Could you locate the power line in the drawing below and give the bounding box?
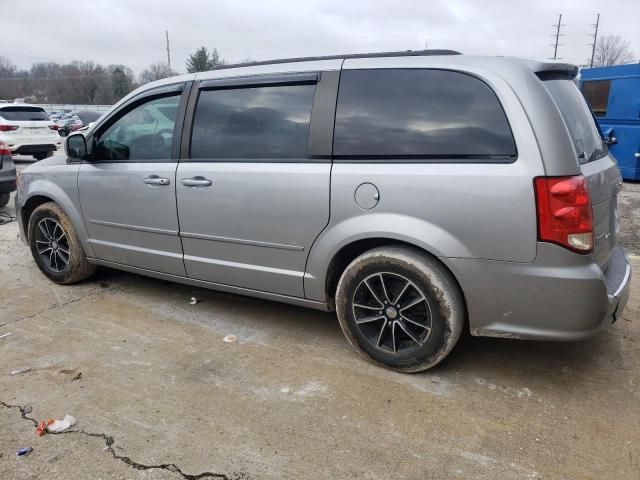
[550,13,565,60]
[589,13,600,68]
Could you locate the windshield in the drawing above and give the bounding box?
[543,79,606,164]
[0,106,50,121]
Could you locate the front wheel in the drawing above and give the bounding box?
[28,202,96,284]
[335,246,465,373]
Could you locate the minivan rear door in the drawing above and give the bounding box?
[543,79,622,267]
[176,70,339,297]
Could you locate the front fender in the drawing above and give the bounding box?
[304,213,471,302]
[19,173,95,258]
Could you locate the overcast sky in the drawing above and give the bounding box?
[3,0,639,74]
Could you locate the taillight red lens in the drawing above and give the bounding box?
[49,125,59,131]
[534,175,594,253]
[0,125,19,132]
[0,143,11,155]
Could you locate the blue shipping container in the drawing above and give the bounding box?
[581,64,640,180]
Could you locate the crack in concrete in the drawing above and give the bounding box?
[1,400,244,480]
[0,292,94,328]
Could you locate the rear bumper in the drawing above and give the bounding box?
[448,243,631,341]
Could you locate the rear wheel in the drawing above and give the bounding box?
[28,202,95,284]
[0,193,9,208]
[335,246,465,372]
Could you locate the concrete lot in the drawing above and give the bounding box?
[1,160,639,479]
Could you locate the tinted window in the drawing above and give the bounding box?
[94,95,180,161]
[334,69,516,160]
[581,80,611,117]
[0,107,49,121]
[544,80,606,164]
[190,84,316,159]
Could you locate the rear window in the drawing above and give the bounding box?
[0,106,50,121]
[544,80,606,164]
[333,69,517,161]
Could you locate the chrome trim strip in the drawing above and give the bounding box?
[89,219,178,236]
[87,258,330,312]
[180,231,304,251]
[87,239,184,259]
[613,262,631,298]
[183,254,302,277]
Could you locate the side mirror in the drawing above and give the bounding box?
[603,128,617,146]
[65,133,87,159]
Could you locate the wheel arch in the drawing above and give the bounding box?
[20,186,94,258]
[308,234,466,317]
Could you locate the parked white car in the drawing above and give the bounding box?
[0,104,62,160]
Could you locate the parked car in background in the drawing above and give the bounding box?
[15,51,631,372]
[0,104,61,160]
[0,143,16,207]
[57,114,83,137]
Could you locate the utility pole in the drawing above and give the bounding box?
[165,30,171,71]
[550,14,564,60]
[589,13,600,68]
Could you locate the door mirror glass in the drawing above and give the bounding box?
[65,133,87,159]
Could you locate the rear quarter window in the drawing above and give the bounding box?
[333,69,517,161]
[0,107,50,121]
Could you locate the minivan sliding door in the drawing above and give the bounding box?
[176,71,338,297]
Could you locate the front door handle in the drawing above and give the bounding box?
[143,175,170,186]
[181,176,212,188]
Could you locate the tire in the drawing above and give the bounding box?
[0,192,9,208]
[28,202,96,284]
[335,246,465,373]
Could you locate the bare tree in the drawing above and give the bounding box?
[138,63,177,85]
[591,35,635,67]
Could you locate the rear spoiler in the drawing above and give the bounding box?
[534,63,579,81]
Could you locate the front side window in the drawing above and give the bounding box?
[581,80,611,117]
[94,94,180,161]
[333,69,517,160]
[190,83,316,160]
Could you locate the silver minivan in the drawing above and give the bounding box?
[15,50,631,372]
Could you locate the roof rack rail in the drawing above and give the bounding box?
[208,49,462,72]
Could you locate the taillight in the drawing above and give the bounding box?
[49,125,59,131]
[534,175,593,254]
[0,125,19,132]
[0,143,11,155]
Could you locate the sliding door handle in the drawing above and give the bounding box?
[143,175,170,186]
[181,176,212,187]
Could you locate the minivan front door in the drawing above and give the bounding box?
[176,72,338,297]
[78,85,188,276]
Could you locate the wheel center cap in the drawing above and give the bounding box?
[51,240,58,249]
[385,306,398,319]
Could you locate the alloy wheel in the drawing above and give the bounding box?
[35,218,70,273]
[352,272,433,354]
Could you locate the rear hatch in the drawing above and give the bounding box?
[543,79,622,268]
[0,106,54,141]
